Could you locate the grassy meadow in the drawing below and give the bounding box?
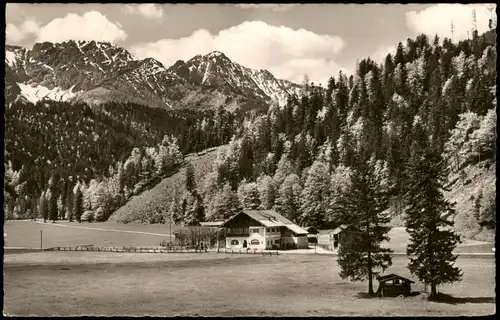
[3,252,495,316]
[3,220,495,316]
[4,220,179,248]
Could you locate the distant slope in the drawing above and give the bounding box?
[382,227,493,253]
[389,160,496,241]
[444,159,496,242]
[109,145,226,223]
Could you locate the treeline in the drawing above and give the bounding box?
[4,100,238,221]
[165,30,496,236]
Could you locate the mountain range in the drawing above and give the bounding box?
[5,40,301,112]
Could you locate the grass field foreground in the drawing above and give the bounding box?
[3,253,495,316]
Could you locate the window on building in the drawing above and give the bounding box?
[250,239,260,245]
[230,239,239,245]
[274,239,280,244]
[251,228,259,233]
[267,228,271,233]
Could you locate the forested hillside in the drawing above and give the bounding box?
[160,30,496,240]
[109,146,224,224]
[4,101,238,222]
[4,29,496,240]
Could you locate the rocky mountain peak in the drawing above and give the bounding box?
[6,41,301,111]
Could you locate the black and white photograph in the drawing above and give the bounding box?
[3,3,496,316]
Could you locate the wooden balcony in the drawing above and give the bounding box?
[225,228,249,237]
[226,232,250,237]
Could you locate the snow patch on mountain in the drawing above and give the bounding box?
[18,83,79,103]
[5,51,17,67]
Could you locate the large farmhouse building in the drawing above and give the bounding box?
[221,210,309,250]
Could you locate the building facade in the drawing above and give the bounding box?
[317,224,350,251]
[222,210,309,250]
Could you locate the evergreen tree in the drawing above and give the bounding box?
[404,146,463,300]
[178,188,205,226]
[209,183,242,221]
[74,184,83,223]
[66,190,74,222]
[57,194,65,220]
[237,180,261,210]
[185,162,196,193]
[335,158,392,295]
[299,161,330,228]
[169,189,183,225]
[256,174,277,210]
[326,164,353,225]
[47,176,58,222]
[273,153,295,187]
[274,173,302,223]
[238,135,254,181]
[39,190,49,222]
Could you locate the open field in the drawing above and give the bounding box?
[383,227,494,254]
[5,221,494,254]
[4,220,179,248]
[3,252,495,316]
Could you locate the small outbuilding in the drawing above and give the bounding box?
[317,224,353,250]
[376,273,415,297]
[304,226,319,243]
[199,221,224,228]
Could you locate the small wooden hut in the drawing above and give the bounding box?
[376,273,415,297]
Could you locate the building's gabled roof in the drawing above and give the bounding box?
[285,224,308,235]
[317,229,335,235]
[200,221,224,227]
[304,226,319,234]
[222,210,308,235]
[331,224,349,235]
[243,210,295,225]
[376,273,415,284]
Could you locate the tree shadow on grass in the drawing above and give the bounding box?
[355,292,380,299]
[355,291,422,299]
[356,291,495,304]
[432,293,495,305]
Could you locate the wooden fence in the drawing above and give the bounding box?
[220,248,279,256]
[44,246,208,253]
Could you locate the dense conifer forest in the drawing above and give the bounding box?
[4,30,496,239]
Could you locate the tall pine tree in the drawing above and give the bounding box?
[404,123,462,300]
[335,158,392,295]
[74,184,83,223]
